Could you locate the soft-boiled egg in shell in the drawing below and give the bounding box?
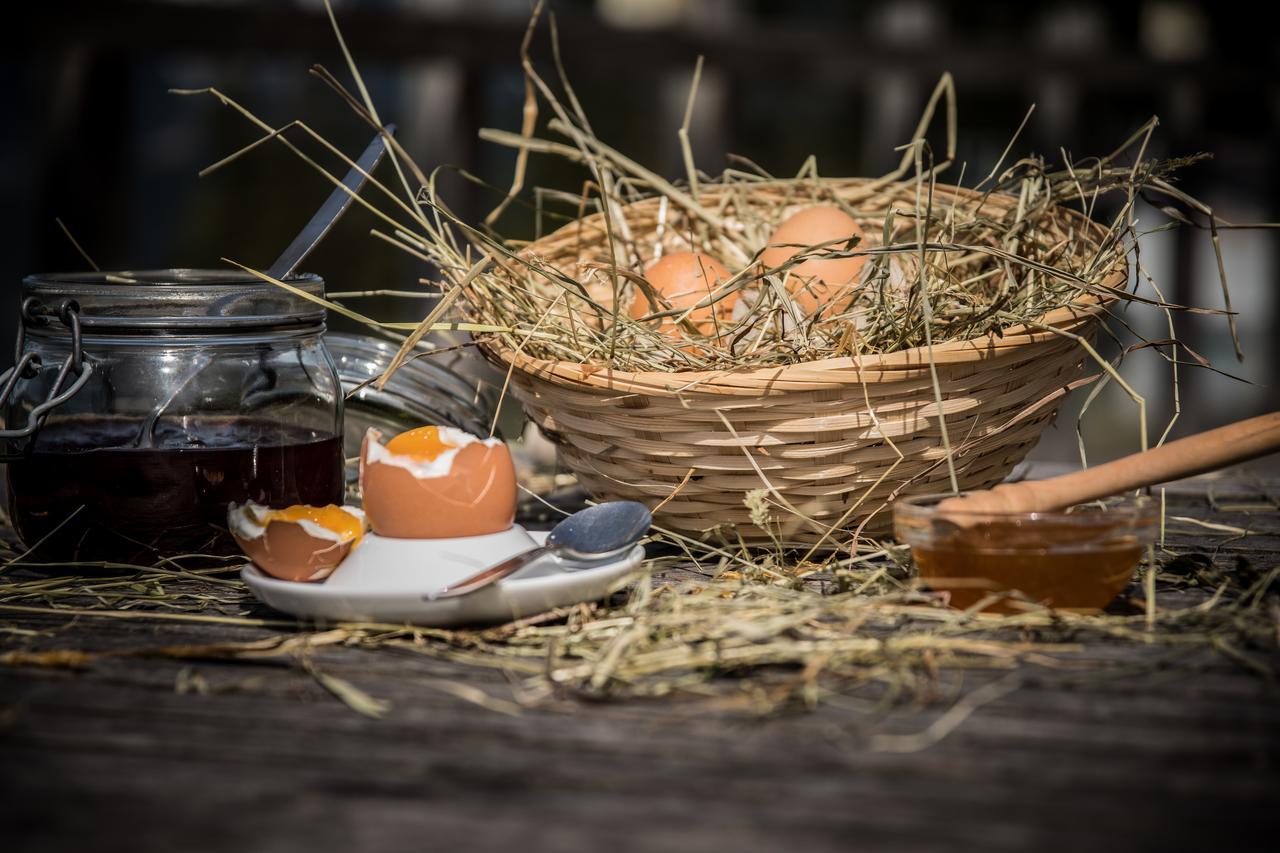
[760,206,867,319]
[229,502,366,582]
[359,425,517,539]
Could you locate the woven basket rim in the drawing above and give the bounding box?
[479,177,1126,396]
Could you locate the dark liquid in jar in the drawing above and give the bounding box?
[6,415,344,562]
[912,518,1143,612]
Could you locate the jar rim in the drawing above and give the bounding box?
[22,269,327,331]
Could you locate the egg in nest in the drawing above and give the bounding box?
[360,425,517,539]
[630,251,737,339]
[760,206,867,319]
[229,502,366,582]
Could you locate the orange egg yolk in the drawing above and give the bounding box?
[385,425,458,461]
[257,505,364,543]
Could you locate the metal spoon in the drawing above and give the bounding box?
[133,353,212,448]
[428,501,652,600]
[132,126,395,448]
[267,124,395,280]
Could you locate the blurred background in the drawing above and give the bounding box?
[5,0,1278,467]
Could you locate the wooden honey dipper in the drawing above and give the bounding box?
[936,411,1280,521]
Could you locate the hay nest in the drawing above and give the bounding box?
[472,178,1124,545]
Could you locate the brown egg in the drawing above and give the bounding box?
[359,425,517,539]
[630,252,737,338]
[760,206,867,318]
[229,502,366,583]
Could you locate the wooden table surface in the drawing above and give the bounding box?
[2,471,1278,852]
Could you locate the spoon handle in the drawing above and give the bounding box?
[940,411,1280,517]
[428,546,549,600]
[267,125,394,280]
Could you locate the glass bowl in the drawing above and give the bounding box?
[893,493,1158,612]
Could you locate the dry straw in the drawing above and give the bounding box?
[2,528,1276,731]
[168,1,1258,557]
[3,0,1278,743]
[482,178,1125,545]
[406,8,1240,549]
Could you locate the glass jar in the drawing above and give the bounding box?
[1,270,344,562]
[326,330,495,459]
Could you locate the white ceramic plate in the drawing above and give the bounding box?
[241,525,645,627]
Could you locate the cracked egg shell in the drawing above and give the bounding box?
[229,502,366,583]
[359,425,517,539]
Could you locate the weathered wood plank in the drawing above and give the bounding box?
[1,472,1278,852]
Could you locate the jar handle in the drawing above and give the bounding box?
[0,298,94,460]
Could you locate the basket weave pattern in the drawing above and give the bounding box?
[485,180,1121,546]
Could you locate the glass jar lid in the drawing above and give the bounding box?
[22,269,326,332]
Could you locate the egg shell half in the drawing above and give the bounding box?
[631,252,737,338]
[760,206,866,318]
[360,430,518,539]
[232,521,355,583]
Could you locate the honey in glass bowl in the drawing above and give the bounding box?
[893,494,1157,612]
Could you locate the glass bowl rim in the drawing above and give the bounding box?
[894,492,1158,525]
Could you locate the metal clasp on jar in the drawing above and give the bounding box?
[0,297,94,459]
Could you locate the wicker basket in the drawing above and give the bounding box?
[483,179,1123,547]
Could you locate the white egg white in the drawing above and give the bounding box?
[227,502,365,544]
[363,426,504,480]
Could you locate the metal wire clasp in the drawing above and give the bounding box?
[0,297,94,458]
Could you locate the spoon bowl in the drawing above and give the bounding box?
[546,500,653,562]
[430,501,652,599]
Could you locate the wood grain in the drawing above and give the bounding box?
[2,474,1278,853]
